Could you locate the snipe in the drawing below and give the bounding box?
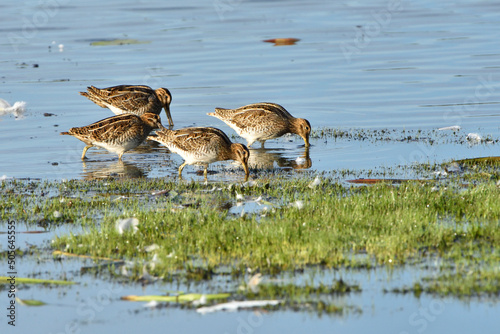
[80,85,174,126]
[60,113,161,160]
[148,126,250,178]
[208,102,311,148]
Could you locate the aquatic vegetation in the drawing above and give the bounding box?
[423,268,500,296]
[0,276,75,285]
[239,279,361,314]
[89,39,151,46]
[2,173,499,298]
[16,298,47,306]
[121,292,231,303]
[310,127,499,145]
[1,162,499,316]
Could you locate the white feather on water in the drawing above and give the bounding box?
[196,300,282,314]
[466,133,482,144]
[438,125,461,131]
[0,99,27,118]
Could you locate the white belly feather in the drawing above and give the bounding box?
[167,145,219,166]
[106,103,126,115]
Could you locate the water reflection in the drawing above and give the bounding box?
[82,160,147,179]
[249,147,311,170]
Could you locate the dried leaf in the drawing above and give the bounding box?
[263,38,300,45]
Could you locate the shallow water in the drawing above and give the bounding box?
[6,253,499,334]
[2,0,500,181]
[1,0,500,332]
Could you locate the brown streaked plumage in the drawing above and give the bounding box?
[148,126,250,178]
[207,102,311,148]
[80,85,174,127]
[60,113,161,160]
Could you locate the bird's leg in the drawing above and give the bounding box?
[260,141,265,149]
[81,145,92,160]
[178,161,188,177]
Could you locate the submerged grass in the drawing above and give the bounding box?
[1,171,500,305]
[239,279,361,315]
[310,127,499,145]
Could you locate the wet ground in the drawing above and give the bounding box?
[1,0,500,333]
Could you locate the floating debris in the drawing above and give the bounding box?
[192,295,207,307]
[0,99,26,118]
[438,125,461,131]
[151,190,169,196]
[196,300,282,314]
[143,300,159,309]
[466,133,482,144]
[263,38,300,46]
[115,218,139,235]
[122,293,230,303]
[0,276,75,285]
[16,298,46,306]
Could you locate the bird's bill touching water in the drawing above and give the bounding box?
[302,133,310,147]
[232,143,250,176]
[164,102,173,128]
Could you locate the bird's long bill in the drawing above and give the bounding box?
[241,161,250,176]
[164,103,174,127]
[302,134,310,147]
